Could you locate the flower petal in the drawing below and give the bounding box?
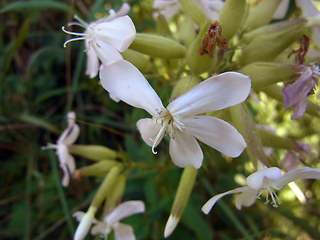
[136,118,163,147]
[95,16,136,52]
[167,72,251,118]
[275,167,320,189]
[100,60,164,116]
[106,201,145,224]
[246,167,282,190]
[181,115,246,158]
[93,39,123,65]
[61,165,70,187]
[169,130,203,168]
[85,43,100,78]
[114,223,135,240]
[234,189,259,209]
[202,187,249,214]
[296,0,319,17]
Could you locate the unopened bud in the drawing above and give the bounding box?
[178,0,207,26]
[69,145,118,161]
[121,49,152,72]
[73,206,96,240]
[77,160,120,178]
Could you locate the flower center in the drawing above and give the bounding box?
[257,181,282,207]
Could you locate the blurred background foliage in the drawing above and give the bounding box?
[1,0,320,239]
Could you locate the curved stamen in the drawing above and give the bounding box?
[61,26,88,36]
[67,22,87,28]
[63,37,87,47]
[151,120,169,154]
[74,15,89,27]
[41,143,57,150]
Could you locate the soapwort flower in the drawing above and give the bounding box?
[282,65,320,119]
[62,3,136,78]
[202,166,320,214]
[100,60,250,169]
[42,112,80,187]
[73,201,145,240]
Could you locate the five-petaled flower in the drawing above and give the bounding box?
[99,60,250,169]
[42,112,80,187]
[62,3,136,78]
[282,65,320,119]
[73,201,145,240]
[202,166,320,214]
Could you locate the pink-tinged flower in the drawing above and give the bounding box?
[153,0,223,20]
[42,112,80,187]
[73,201,145,240]
[100,60,250,169]
[282,65,319,119]
[62,3,136,78]
[202,166,320,214]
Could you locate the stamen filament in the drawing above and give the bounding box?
[151,120,169,154]
[61,26,88,36]
[41,143,57,150]
[74,15,89,27]
[63,37,87,47]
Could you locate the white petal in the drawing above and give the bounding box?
[202,187,249,214]
[66,153,76,174]
[106,3,131,21]
[64,124,80,145]
[93,39,123,65]
[181,115,246,158]
[91,221,110,236]
[246,167,282,190]
[136,118,163,147]
[95,16,136,52]
[169,130,203,168]
[99,60,164,116]
[106,201,145,224]
[74,211,94,240]
[73,211,85,222]
[61,165,70,187]
[167,72,251,117]
[114,223,135,240]
[234,189,259,209]
[272,0,289,19]
[296,0,319,17]
[164,215,179,238]
[85,44,100,78]
[57,144,70,165]
[275,167,320,189]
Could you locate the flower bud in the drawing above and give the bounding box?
[77,160,120,178]
[130,33,186,59]
[69,145,118,161]
[258,128,296,150]
[219,0,246,39]
[178,16,197,47]
[73,206,96,240]
[103,174,126,214]
[186,22,215,74]
[170,75,201,101]
[121,49,152,72]
[178,0,207,26]
[244,0,282,31]
[239,62,297,90]
[164,166,197,238]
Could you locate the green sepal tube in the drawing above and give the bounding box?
[77,160,120,178]
[186,22,214,74]
[178,0,207,26]
[243,0,282,31]
[103,174,126,215]
[155,14,172,37]
[129,33,186,59]
[219,0,246,39]
[178,16,197,47]
[229,103,269,168]
[164,166,197,238]
[91,165,121,208]
[262,85,320,118]
[69,144,118,161]
[239,28,305,66]
[121,49,152,73]
[239,62,297,90]
[170,75,201,101]
[258,128,296,150]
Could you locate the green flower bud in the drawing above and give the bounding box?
[77,160,120,178]
[178,0,207,26]
[103,174,126,214]
[130,33,186,59]
[164,166,197,238]
[239,62,297,90]
[219,0,246,39]
[69,145,118,161]
[121,49,152,73]
[170,75,201,101]
[244,0,282,31]
[258,128,296,150]
[186,22,215,74]
[178,16,197,47]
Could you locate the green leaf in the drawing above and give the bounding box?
[0,0,71,13]
[20,114,60,134]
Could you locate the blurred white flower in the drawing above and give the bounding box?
[62,3,136,78]
[42,112,80,186]
[100,60,250,169]
[73,201,145,240]
[202,166,320,214]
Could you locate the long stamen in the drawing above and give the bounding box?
[67,22,87,28]
[41,143,57,150]
[61,26,88,36]
[63,37,87,47]
[74,15,89,27]
[151,121,168,154]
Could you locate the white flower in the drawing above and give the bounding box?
[73,201,145,240]
[42,112,80,186]
[62,3,136,78]
[153,0,223,21]
[202,166,320,214]
[99,60,250,169]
